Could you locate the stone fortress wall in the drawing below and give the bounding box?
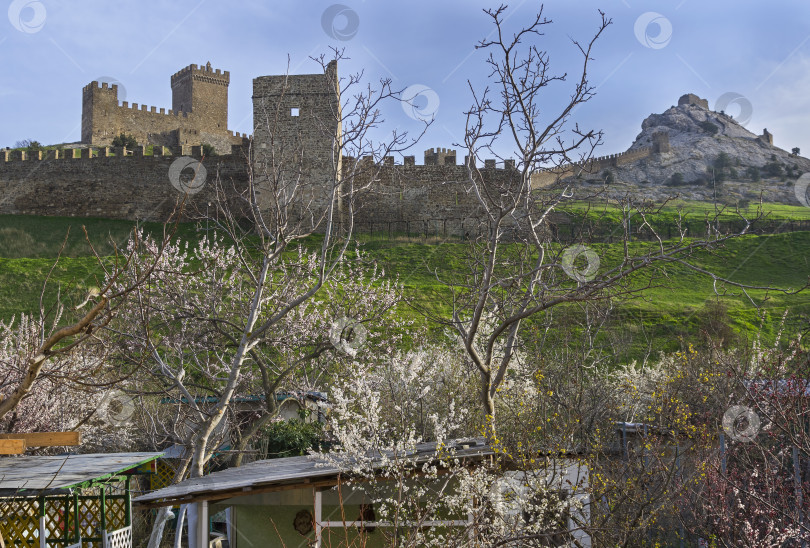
[249,62,523,236]
[0,137,515,234]
[81,62,248,155]
[3,65,758,232]
[532,132,671,187]
[344,149,521,236]
[0,144,249,221]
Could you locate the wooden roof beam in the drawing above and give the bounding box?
[0,439,26,455]
[0,431,81,447]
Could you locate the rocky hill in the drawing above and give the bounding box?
[565,93,810,205]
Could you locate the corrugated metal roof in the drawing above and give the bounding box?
[0,452,163,496]
[135,439,492,506]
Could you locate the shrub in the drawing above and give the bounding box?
[111,133,138,148]
[696,300,738,348]
[763,161,784,178]
[667,172,685,186]
[698,121,719,135]
[14,139,42,152]
[713,152,732,170]
[259,419,324,459]
[201,143,217,157]
[745,166,761,181]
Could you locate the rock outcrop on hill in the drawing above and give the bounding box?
[567,94,810,205]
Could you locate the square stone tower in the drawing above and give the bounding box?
[81,82,122,144]
[252,61,341,226]
[171,62,230,133]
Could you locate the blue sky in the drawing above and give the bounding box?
[2,0,809,160]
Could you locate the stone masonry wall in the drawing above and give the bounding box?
[0,146,249,221]
[346,156,523,237]
[0,143,522,235]
[252,61,341,222]
[532,146,656,187]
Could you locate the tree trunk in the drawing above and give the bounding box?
[481,369,496,437]
[147,457,190,548]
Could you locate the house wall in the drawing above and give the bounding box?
[215,484,463,548]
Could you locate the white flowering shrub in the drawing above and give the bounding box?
[318,342,584,547]
[0,314,136,450]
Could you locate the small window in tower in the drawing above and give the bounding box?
[291,107,300,117]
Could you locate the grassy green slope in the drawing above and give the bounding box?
[0,213,807,360]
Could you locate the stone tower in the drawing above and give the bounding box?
[81,63,244,153]
[758,128,774,145]
[170,62,230,133]
[81,82,121,144]
[677,93,709,110]
[424,148,457,165]
[652,131,671,153]
[252,61,341,225]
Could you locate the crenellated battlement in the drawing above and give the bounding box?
[83,81,120,95]
[568,146,653,167]
[0,145,251,222]
[118,101,189,118]
[171,62,230,88]
[82,62,236,153]
[0,144,250,165]
[343,151,518,171]
[531,145,659,187]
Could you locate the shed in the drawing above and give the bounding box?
[0,452,162,548]
[136,440,592,547]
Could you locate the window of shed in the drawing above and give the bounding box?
[291,107,300,117]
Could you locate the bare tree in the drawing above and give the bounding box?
[106,51,424,546]
[423,3,799,432]
[0,227,167,435]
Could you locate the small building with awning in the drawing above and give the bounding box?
[135,439,592,548]
[136,440,496,547]
[0,452,163,548]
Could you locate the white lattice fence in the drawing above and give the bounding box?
[65,542,82,548]
[102,526,131,548]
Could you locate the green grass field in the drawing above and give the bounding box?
[561,198,810,223]
[0,210,808,361]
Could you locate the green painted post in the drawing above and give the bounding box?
[72,492,80,545]
[125,476,132,527]
[100,486,107,534]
